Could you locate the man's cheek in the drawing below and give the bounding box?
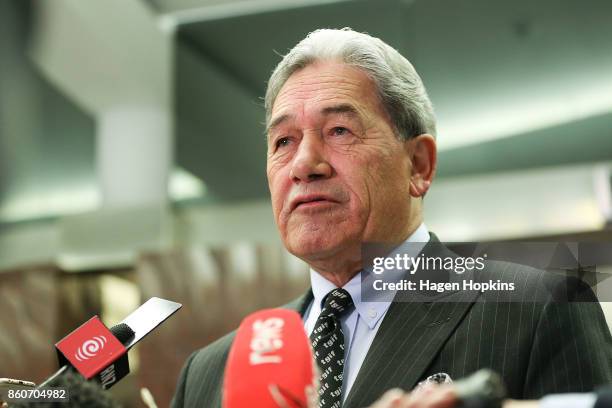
[268,187,284,223]
[272,197,286,226]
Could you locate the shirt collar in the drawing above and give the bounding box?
[308,222,429,329]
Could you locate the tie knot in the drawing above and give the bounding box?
[321,288,353,318]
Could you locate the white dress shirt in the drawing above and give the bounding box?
[303,223,430,402]
[540,393,597,408]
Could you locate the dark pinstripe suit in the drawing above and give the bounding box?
[171,235,612,407]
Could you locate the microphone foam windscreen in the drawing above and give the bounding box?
[109,323,135,345]
[10,369,120,408]
[223,309,315,408]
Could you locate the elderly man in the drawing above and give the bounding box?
[172,28,612,408]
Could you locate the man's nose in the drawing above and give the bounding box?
[289,134,332,183]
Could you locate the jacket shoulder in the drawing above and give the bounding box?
[479,260,599,302]
[173,331,236,408]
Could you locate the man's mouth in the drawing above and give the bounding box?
[291,195,338,211]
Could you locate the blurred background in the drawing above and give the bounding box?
[1,0,611,406]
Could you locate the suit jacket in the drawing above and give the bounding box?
[171,235,612,407]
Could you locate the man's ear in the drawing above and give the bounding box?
[405,134,437,197]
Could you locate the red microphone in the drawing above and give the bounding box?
[223,309,316,408]
[54,316,131,389]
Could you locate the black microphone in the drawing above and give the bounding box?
[454,369,506,408]
[9,370,121,408]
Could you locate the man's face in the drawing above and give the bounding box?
[266,61,414,262]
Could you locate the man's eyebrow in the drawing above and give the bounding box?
[321,103,360,118]
[266,104,361,137]
[266,114,292,137]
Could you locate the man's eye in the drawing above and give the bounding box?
[331,127,349,136]
[275,137,290,149]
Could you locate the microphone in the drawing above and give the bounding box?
[43,297,180,391]
[4,298,181,407]
[39,321,135,390]
[454,369,506,408]
[223,309,316,408]
[4,323,132,408]
[9,370,121,408]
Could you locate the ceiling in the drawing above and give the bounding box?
[1,0,611,223]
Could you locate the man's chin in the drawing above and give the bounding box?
[286,236,358,263]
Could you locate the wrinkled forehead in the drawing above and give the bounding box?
[267,61,387,132]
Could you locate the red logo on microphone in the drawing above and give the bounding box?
[75,335,108,361]
[56,316,126,379]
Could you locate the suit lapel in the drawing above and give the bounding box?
[344,235,480,408]
[344,291,479,407]
[283,290,313,316]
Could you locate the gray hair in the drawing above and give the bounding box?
[264,28,436,139]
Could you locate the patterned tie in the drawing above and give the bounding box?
[310,288,354,408]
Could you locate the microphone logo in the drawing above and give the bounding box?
[75,336,108,361]
[249,317,284,365]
